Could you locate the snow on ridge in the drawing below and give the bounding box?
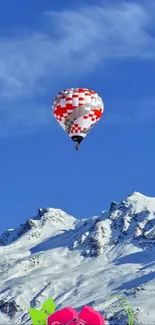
[33,208,77,230]
[1,192,155,324]
[103,191,155,247]
[68,194,153,258]
[70,216,111,258]
[1,191,155,251]
[69,191,155,258]
[0,208,77,247]
[124,191,155,211]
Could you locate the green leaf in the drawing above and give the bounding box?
[28,307,47,325]
[103,295,134,325]
[41,298,56,315]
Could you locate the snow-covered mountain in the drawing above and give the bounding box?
[1,191,155,325]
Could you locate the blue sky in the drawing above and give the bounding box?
[0,0,155,233]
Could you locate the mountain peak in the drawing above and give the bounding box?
[34,207,76,226]
[1,192,155,324]
[0,208,76,246]
[106,191,155,244]
[122,191,155,212]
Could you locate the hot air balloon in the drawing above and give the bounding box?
[52,88,104,150]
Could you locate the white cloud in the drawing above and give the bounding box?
[1,1,155,99]
[0,0,155,135]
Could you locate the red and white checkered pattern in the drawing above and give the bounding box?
[52,88,104,138]
[70,125,88,134]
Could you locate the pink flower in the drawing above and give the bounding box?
[47,306,105,325]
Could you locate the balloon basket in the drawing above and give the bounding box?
[75,144,80,150]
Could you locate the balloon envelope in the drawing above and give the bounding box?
[52,88,104,145]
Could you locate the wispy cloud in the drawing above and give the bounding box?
[0,100,51,137]
[0,0,155,135]
[104,97,155,126]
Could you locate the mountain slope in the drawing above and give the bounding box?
[0,192,155,324]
